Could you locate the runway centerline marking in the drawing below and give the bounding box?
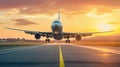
[59,45,65,67]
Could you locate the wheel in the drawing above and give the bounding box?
[48,39,50,42]
[45,39,50,42]
[45,39,48,42]
[68,40,70,43]
[65,40,70,43]
[65,40,68,43]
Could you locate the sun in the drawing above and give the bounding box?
[97,23,114,31]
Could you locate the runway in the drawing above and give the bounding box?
[0,43,120,67]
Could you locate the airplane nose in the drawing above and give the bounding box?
[54,24,59,28]
[51,23,62,30]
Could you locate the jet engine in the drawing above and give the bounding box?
[35,33,41,39]
[75,35,81,41]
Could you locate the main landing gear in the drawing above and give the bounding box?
[65,35,70,43]
[45,34,50,42]
[45,39,50,42]
[65,39,70,43]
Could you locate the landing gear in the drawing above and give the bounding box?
[65,39,70,43]
[45,39,50,42]
[65,34,70,43]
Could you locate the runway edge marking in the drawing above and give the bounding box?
[0,46,39,54]
[70,44,120,55]
[59,45,65,67]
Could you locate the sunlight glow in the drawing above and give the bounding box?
[97,24,114,31]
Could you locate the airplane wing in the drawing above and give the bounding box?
[6,27,112,37]
[63,31,112,38]
[5,27,52,38]
[5,27,112,41]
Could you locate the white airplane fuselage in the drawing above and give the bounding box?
[51,20,63,40]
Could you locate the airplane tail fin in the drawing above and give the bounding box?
[58,11,60,20]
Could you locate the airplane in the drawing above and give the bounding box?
[6,12,112,43]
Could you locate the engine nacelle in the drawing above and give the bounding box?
[75,35,81,41]
[35,33,41,39]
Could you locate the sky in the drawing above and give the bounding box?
[0,0,120,40]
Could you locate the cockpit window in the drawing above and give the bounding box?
[54,21,59,23]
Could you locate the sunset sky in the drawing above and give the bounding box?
[0,0,120,40]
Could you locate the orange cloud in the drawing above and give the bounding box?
[0,23,3,25]
[0,0,119,15]
[14,19,37,26]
